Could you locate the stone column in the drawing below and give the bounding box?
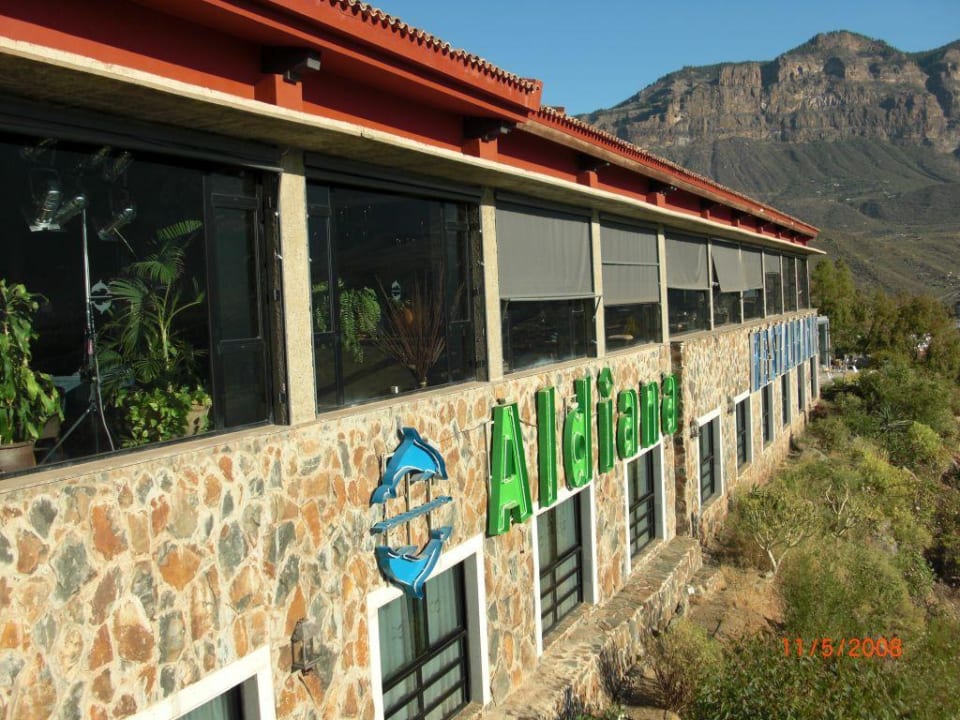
[590,210,606,357]
[480,188,504,381]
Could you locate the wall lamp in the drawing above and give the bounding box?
[262,46,322,84]
[291,619,323,674]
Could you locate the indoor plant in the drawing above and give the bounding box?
[100,220,211,447]
[0,280,63,471]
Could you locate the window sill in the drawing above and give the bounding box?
[314,379,487,423]
[501,354,598,382]
[629,536,664,569]
[603,340,664,360]
[541,603,591,652]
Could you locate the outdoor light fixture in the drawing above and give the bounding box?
[102,151,133,182]
[689,422,700,440]
[290,619,323,674]
[262,46,322,83]
[726,395,736,414]
[29,177,62,232]
[53,194,88,227]
[98,205,136,241]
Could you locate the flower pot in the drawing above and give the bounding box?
[185,402,211,436]
[0,440,37,474]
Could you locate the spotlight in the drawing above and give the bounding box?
[29,178,62,232]
[98,205,136,241]
[53,194,88,227]
[102,152,133,182]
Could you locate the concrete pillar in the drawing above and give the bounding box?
[590,210,606,357]
[657,224,669,344]
[480,188,504,381]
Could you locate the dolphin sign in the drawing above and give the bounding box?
[375,526,452,599]
[371,427,452,598]
[371,427,448,504]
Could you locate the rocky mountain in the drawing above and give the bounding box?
[581,31,960,300]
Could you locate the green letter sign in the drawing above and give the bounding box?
[596,368,615,474]
[616,389,638,459]
[488,403,533,536]
[536,387,558,508]
[660,374,678,435]
[563,376,593,488]
[640,381,660,448]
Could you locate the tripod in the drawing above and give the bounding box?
[42,208,114,462]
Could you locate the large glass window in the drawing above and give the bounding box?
[764,252,783,316]
[1,131,273,471]
[308,185,480,409]
[797,257,810,310]
[699,419,719,503]
[378,564,470,720]
[711,242,743,328]
[742,248,765,320]
[627,451,657,557]
[497,202,594,372]
[783,256,798,312]
[601,220,661,348]
[538,494,584,636]
[666,234,710,334]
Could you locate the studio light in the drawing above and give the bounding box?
[53,194,88,227]
[97,205,136,241]
[102,152,133,182]
[29,178,62,232]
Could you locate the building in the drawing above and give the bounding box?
[0,3,822,719]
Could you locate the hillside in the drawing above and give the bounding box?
[581,31,960,300]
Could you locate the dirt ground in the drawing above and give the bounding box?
[686,564,783,642]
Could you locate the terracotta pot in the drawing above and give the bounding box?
[0,440,37,474]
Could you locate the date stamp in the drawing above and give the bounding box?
[781,637,903,659]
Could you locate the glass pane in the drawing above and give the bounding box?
[712,290,741,327]
[384,692,418,720]
[308,212,332,334]
[181,684,244,720]
[765,274,783,315]
[426,566,462,644]
[667,289,709,334]
[553,496,579,556]
[742,289,763,320]
[503,299,593,373]
[379,595,418,679]
[314,335,338,409]
[212,206,259,341]
[605,303,661,348]
[218,342,267,428]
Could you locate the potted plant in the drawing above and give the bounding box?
[312,280,382,363]
[99,221,211,447]
[0,280,63,472]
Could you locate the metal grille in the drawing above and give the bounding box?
[539,495,583,636]
[628,452,657,556]
[381,567,470,720]
[699,421,717,502]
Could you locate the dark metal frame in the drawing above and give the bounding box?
[781,374,791,426]
[627,451,657,557]
[539,494,584,636]
[381,566,470,720]
[735,400,749,468]
[762,384,774,445]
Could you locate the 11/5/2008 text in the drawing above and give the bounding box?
[781,637,903,658]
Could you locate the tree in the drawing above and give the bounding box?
[811,258,862,355]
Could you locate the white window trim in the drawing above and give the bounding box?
[531,481,598,657]
[733,389,753,473]
[128,645,275,720]
[694,407,724,513]
[622,440,666,577]
[367,533,490,720]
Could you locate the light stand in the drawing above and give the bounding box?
[42,207,115,462]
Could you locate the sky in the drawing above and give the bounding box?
[368,0,960,115]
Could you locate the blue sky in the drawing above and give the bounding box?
[369,0,960,115]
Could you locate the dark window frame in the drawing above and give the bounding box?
[627,449,658,557]
[699,418,719,504]
[538,493,585,637]
[735,398,750,468]
[781,373,791,426]
[762,383,774,445]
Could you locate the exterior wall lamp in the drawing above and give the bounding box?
[291,619,323,674]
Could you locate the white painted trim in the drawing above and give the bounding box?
[622,440,665,577]
[532,480,597,656]
[732,391,753,472]
[127,645,275,720]
[367,533,489,720]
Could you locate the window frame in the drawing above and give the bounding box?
[623,442,665,568]
[367,535,491,720]
[762,382,774,446]
[781,373,791,426]
[734,390,752,470]
[696,408,723,508]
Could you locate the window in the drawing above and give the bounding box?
[378,565,470,720]
[741,248,765,320]
[810,357,819,399]
[666,234,710,334]
[735,398,751,468]
[798,363,806,410]
[497,202,595,372]
[797,258,810,309]
[308,184,480,409]
[601,220,661,348]
[181,685,243,719]
[538,494,584,636]
[699,417,721,504]
[2,130,275,470]
[762,383,774,445]
[711,242,744,327]
[764,252,783,316]
[626,450,658,557]
[781,374,791,425]
[783,256,798,312]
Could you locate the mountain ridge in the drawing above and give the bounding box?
[580,31,960,300]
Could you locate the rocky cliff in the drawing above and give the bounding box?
[580,32,960,299]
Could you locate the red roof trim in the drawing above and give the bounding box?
[534,106,819,239]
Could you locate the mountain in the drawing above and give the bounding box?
[581,31,960,301]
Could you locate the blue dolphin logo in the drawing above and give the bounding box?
[374,526,452,599]
[371,427,448,505]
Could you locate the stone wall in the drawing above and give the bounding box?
[0,345,672,720]
[670,313,820,542]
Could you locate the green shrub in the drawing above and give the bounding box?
[732,483,817,574]
[649,619,721,714]
[887,421,945,474]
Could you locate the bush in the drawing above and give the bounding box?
[648,619,721,714]
[733,484,818,574]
